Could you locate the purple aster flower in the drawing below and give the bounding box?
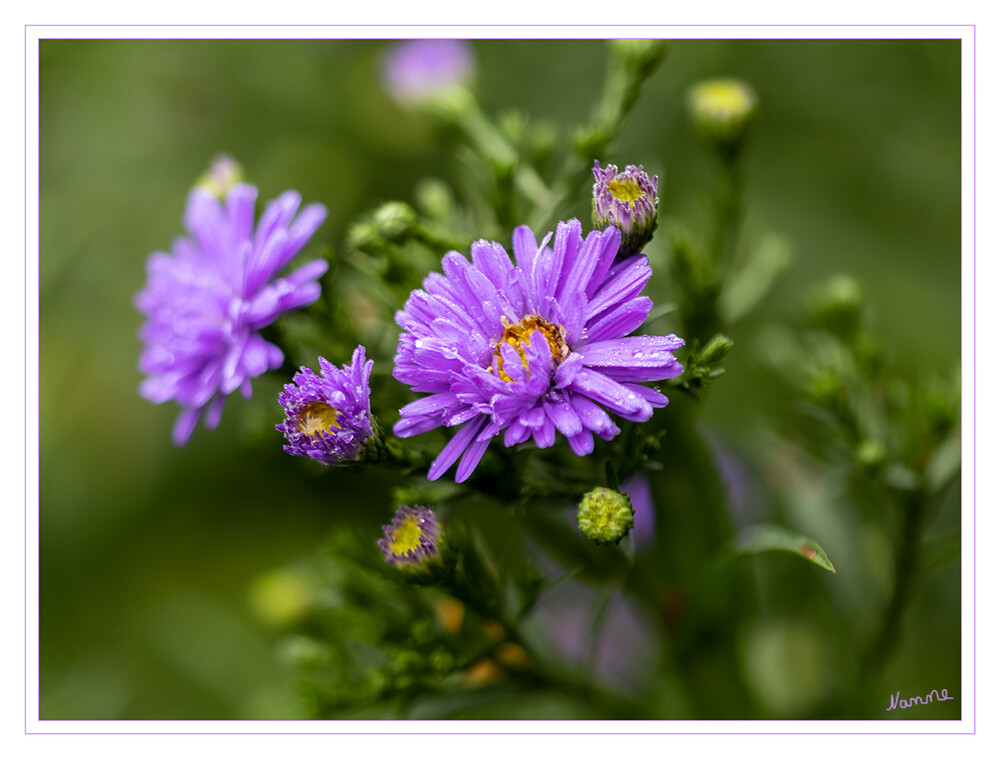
[136,182,328,445]
[378,505,442,569]
[381,39,474,106]
[393,218,685,483]
[592,161,659,259]
[275,347,382,467]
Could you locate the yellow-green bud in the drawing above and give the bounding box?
[372,201,419,243]
[696,333,735,365]
[856,439,887,469]
[687,77,759,150]
[809,274,864,336]
[610,39,670,75]
[577,487,634,545]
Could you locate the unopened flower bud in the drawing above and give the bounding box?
[610,39,670,75]
[195,153,245,199]
[688,77,759,150]
[378,505,443,570]
[577,486,635,545]
[372,201,419,243]
[381,39,475,114]
[809,274,864,337]
[696,334,735,365]
[592,161,659,258]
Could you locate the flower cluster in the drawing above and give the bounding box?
[392,218,684,482]
[136,182,328,445]
[276,347,381,467]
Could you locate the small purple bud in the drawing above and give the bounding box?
[592,161,659,259]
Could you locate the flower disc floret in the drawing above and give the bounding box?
[136,182,328,445]
[392,218,684,483]
[276,347,380,467]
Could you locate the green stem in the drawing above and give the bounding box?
[529,43,665,232]
[858,489,927,705]
[456,105,557,215]
[711,151,745,275]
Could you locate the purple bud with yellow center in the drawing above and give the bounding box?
[276,347,383,467]
[592,161,659,259]
[378,505,442,569]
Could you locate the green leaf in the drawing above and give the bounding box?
[735,523,837,573]
[719,233,793,323]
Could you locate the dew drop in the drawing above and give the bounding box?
[634,351,644,359]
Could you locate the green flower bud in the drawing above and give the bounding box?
[856,439,887,469]
[696,333,735,365]
[610,39,670,75]
[688,77,759,150]
[372,201,419,243]
[809,274,864,337]
[577,486,635,545]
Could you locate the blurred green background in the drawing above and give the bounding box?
[38,38,961,719]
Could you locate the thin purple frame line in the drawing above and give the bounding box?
[28,729,974,736]
[23,23,975,26]
[26,31,971,735]
[23,21,28,737]
[972,23,977,736]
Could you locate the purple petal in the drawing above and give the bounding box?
[428,418,487,480]
[584,296,653,344]
[577,336,685,382]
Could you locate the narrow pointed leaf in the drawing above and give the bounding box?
[736,523,836,573]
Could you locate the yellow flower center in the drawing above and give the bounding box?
[491,314,568,382]
[608,178,645,205]
[390,516,425,556]
[297,402,342,437]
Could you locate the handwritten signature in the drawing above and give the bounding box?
[886,688,955,711]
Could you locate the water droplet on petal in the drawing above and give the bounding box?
[634,351,644,359]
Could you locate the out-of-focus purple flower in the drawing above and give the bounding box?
[392,218,684,483]
[378,505,442,569]
[592,161,659,259]
[136,182,328,445]
[622,472,655,551]
[381,39,474,106]
[275,347,382,467]
[528,580,658,694]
